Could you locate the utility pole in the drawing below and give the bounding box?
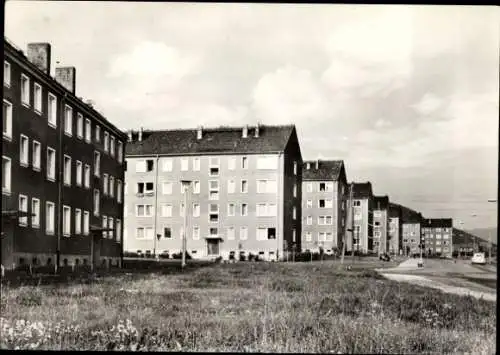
[153,155,160,258]
[350,183,356,265]
[341,183,353,265]
[181,180,192,269]
[487,200,497,264]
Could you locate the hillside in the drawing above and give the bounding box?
[466,227,498,246]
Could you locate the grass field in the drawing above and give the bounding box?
[0,260,496,353]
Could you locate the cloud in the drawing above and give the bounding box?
[411,93,444,116]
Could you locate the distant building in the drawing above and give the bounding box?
[373,195,389,255]
[400,206,423,256]
[301,160,348,254]
[388,203,403,255]
[2,38,126,270]
[422,218,453,257]
[123,124,302,261]
[351,182,374,253]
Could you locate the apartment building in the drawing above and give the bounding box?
[401,206,423,256]
[422,218,453,257]
[123,124,302,261]
[301,160,348,254]
[373,195,389,255]
[388,203,403,255]
[350,182,374,253]
[2,38,126,270]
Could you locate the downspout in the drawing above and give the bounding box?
[277,152,282,261]
[56,93,67,273]
[153,154,160,257]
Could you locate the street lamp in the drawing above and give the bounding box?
[180,180,192,269]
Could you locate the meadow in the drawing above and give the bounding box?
[0,260,496,353]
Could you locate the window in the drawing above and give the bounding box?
[293,229,296,242]
[103,132,109,153]
[163,227,172,239]
[181,158,189,171]
[162,158,173,172]
[318,216,333,225]
[161,204,172,217]
[48,94,57,127]
[293,183,297,197]
[193,157,200,171]
[110,136,115,157]
[95,125,101,142]
[34,83,42,113]
[31,198,40,228]
[306,182,313,193]
[228,203,235,216]
[94,189,100,216]
[146,159,154,171]
[117,141,123,163]
[32,141,41,170]
[241,203,248,216]
[2,157,11,194]
[47,148,56,180]
[75,161,83,186]
[17,195,28,226]
[353,200,361,207]
[256,156,278,169]
[319,199,333,208]
[116,219,121,241]
[94,151,100,177]
[180,203,185,217]
[228,157,236,170]
[443,234,450,239]
[209,204,219,223]
[102,216,108,238]
[46,202,55,234]
[21,74,30,106]
[228,180,235,194]
[64,105,73,136]
[20,135,29,166]
[136,227,146,239]
[117,180,122,203]
[63,206,71,236]
[319,182,334,192]
[242,156,248,169]
[241,180,248,193]
[64,155,72,185]
[75,209,82,234]
[293,161,297,175]
[4,61,10,87]
[209,180,219,200]
[83,211,90,235]
[307,216,312,225]
[305,232,312,242]
[84,164,90,188]
[306,200,312,208]
[193,180,200,194]
[257,180,277,194]
[162,182,172,195]
[209,157,219,176]
[136,204,153,217]
[76,113,83,139]
[109,176,115,198]
[85,119,91,142]
[374,231,381,238]
[193,203,200,217]
[209,227,218,237]
[108,217,114,239]
[240,227,248,240]
[256,203,276,217]
[227,227,235,240]
[293,206,297,220]
[3,99,13,138]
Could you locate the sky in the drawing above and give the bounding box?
[5,3,499,230]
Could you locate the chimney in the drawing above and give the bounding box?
[55,67,76,94]
[197,126,203,140]
[27,43,51,74]
[306,162,310,170]
[127,130,133,142]
[138,127,143,142]
[315,159,319,169]
[242,125,248,138]
[254,122,260,138]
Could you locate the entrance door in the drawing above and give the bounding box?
[92,234,101,267]
[207,239,220,256]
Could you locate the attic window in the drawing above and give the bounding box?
[146,160,154,171]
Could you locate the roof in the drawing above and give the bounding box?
[352,182,373,199]
[373,195,389,210]
[302,160,345,181]
[388,202,402,217]
[400,205,423,224]
[125,125,296,156]
[423,218,453,228]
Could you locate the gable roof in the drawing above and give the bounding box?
[373,195,389,210]
[125,125,295,156]
[389,202,402,218]
[302,160,345,181]
[423,218,453,228]
[400,205,423,224]
[352,182,373,199]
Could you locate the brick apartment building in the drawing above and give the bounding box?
[123,124,302,261]
[388,203,403,255]
[351,182,374,253]
[301,160,348,254]
[373,195,389,255]
[2,38,127,270]
[422,218,453,257]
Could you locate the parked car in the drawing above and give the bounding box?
[471,252,486,265]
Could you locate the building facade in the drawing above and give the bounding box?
[123,125,302,261]
[2,38,126,270]
[421,218,453,257]
[401,206,423,256]
[373,195,389,255]
[350,182,374,254]
[388,203,403,255]
[301,160,348,254]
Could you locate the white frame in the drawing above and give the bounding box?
[83,211,90,235]
[4,61,11,87]
[161,204,172,217]
[110,135,115,157]
[181,157,189,171]
[46,201,55,235]
[62,205,71,237]
[241,203,248,216]
[63,155,72,186]
[18,194,28,226]
[241,156,248,169]
[227,203,236,216]
[32,140,41,171]
[46,147,56,181]
[3,99,13,139]
[94,151,100,177]
[104,131,109,153]
[75,208,82,235]
[84,164,91,188]
[103,174,109,195]
[19,134,29,167]
[241,179,248,193]
[64,104,73,136]
[47,93,57,128]
[21,74,30,107]
[76,160,83,186]
[76,113,84,139]
[85,118,92,143]
[34,82,42,114]
[94,189,100,216]
[117,141,123,163]
[31,197,40,228]
[2,156,12,194]
[193,203,200,217]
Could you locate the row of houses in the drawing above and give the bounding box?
[2,38,457,270]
